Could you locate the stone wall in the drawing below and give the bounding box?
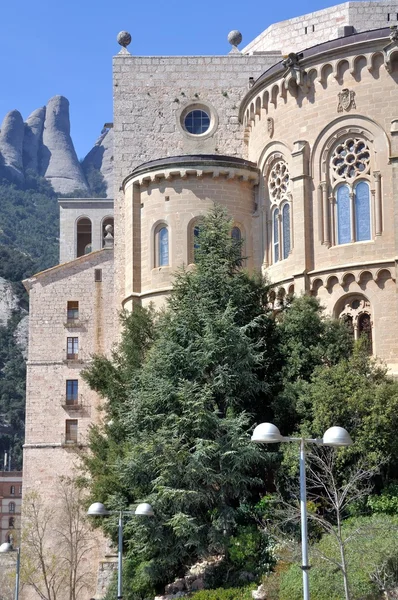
[243,1,398,55]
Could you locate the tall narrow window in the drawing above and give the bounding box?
[273,209,279,263]
[268,160,291,264]
[9,502,15,514]
[154,225,169,267]
[331,138,372,245]
[9,517,14,528]
[337,185,351,244]
[76,218,92,257]
[67,337,78,360]
[188,220,203,264]
[355,181,371,241]
[358,313,373,354]
[65,420,78,443]
[231,226,241,242]
[282,204,291,259]
[67,301,79,322]
[66,380,79,405]
[10,486,15,495]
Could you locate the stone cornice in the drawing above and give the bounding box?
[123,155,259,189]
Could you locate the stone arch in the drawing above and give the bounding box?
[101,215,114,248]
[311,115,390,181]
[311,277,323,296]
[369,52,384,79]
[76,216,92,258]
[326,275,339,291]
[358,270,373,288]
[334,293,373,352]
[351,55,367,82]
[341,272,356,289]
[255,96,262,117]
[376,268,394,288]
[335,59,350,84]
[262,90,269,111]
[287,283,295,296]
[271,84,279,108]
[320,63,333,88]
[249,102,255,123]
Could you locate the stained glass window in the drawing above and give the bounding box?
[337,185,351,245]
[273,209,279,263]
[355,181,371,241]
[282,204,290,259]
[158,227,169,266]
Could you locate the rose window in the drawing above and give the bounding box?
[331,138,370,181]
[268,161,290,202]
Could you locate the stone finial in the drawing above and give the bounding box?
[103,224,114,249]
[117,30,131,47]
[228,30,242,54]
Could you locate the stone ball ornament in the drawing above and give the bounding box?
[228,30,243,47]
[117,31,132,48]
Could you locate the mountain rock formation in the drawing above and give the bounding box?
[0,96,113,196]
[82,127,113,198]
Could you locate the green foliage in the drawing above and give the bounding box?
[189,585,255,600]
[367,483,398,515]
[83,206,279,596]
[298,343,398,480]
[278,515,398,600]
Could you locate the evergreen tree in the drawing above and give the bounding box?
[82,206,279,596]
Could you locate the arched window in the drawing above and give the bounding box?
[268,160,291,263]
[76,218,92,258]
[9,502,15,514]
[273,209,279,263]
[102,217,114,247]
[154,224,169,267]
[282,204,290,260]
[335,295,373,354]
[331,138,372,245]
[188,219,204,264]
[231,226,241,242]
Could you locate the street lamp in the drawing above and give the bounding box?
[251,423,352,600]
[0,542,21,600]
[87,502,154,600]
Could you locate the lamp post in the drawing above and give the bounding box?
[0,542,21,600]
[87,502,154,600]
[251,423,352,600]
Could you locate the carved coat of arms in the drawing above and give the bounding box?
[337,88,356,113]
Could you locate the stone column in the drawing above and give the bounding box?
[374,171,382,236]
[350,191,355,242]
[291,140,311,282]
[320,181,330,246]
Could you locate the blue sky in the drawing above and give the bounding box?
[1,0,347,158]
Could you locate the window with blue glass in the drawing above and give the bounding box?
[66,380,78,405]
[184,110,210,135]
[273,209,279,263]
[331,138,372,245]
[268,160,291,264]
[155,225,169,267]
[282,204,291,259]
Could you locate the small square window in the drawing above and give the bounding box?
[67,337,79,360]
[65,419,78,443]
[67,301,79,321]
[66,380,79,405]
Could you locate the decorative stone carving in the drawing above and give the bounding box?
[383,26,398,73]
[228,30,243,54]
[267,117,274,138]
[337,88,356,112]
[117,31,131,47]
[268,160,290,202]
[282,52,309,94]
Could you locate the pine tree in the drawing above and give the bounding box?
[82,206,279,596]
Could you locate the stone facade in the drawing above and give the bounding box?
[22,2,398,598]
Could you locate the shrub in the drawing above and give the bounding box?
[189,585,255,600]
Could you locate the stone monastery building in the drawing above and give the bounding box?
[22,2,398,597]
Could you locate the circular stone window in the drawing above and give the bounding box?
[178,102,218,139]
[184,109,210,135]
